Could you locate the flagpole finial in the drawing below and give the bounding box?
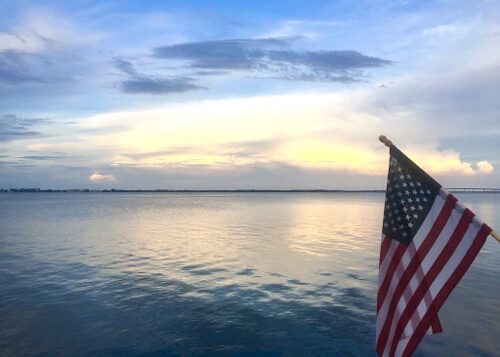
[379,135,393,147]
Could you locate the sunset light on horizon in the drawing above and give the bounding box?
[1,1,498,189]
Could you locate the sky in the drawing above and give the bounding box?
[0,0,499,190]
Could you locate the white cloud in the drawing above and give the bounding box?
[477,160,494,174]
[405,149,476,176]
[89,172,116,183]
[422,23,465,39]
[60,88,488,182]
[0,8,104,54]
[0,31,47,53]
[23,8,103,47]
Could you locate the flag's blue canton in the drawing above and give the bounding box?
[382,156,437,245]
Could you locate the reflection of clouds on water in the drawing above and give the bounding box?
[0,255,376,356]
[0,192,498,356]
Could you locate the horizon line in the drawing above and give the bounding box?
[3,188,500,193]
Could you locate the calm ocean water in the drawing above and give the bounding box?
[0,192,498,356]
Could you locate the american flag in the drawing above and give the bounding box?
[376,145,492,357]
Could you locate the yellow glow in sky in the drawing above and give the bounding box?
[28,93,494,181]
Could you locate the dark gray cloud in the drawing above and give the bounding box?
[0,114,49,142]
[20,155,63,161]
[276,72,358,83]
[116,38,390,94]
[154,38,289,70]
[113,58,138,76]
[120,76,204,94]
[189,70,231,76]
[0,161,36,168]
[153,38,392,82]
[113,58,205,94]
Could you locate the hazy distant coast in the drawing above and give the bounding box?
[2,188,384,193]
[3,188,499,193]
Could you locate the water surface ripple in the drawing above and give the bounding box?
[0,192,498,356]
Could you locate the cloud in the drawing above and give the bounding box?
[89,172,116,183]
[7,7,103,51]
[0,29,50,53]
[113,58,138,76]
[154,38,289,69]
[153,38,392,82]
[422,23,464,39]
[120,140,276,164]
[121,148,194,161]
[113,57,205,94]
[477,160,494,174]
[0,51,44,84]
[62,92,493,182]
[0,114,48,142]
[218,140,277,159]
[338,64,500,149]
[5,82,493,188]
[120,76,204,94]
[0,8,104,87]
[20,155,62,161]
[261,19,346,39]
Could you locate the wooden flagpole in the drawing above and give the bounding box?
[379,135,392,148]
[490,230,500,243]
[378,135,500,243]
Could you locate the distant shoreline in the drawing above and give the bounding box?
[2,188,384,193]
[2,188,499,193]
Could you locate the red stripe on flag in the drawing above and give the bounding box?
[380,236,393,266]
[388,208,475,357]
[377,242,407,313]
[402,223,491,357]
[430,315,442,334]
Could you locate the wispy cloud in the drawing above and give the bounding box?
[113,58,138,76]
[121,148,194,161]
[0,29,51,53]
[0,114,48,142]
[0,51,44,84]
[121,140,276,162]
[113,58,205,94]
[261,19,346,39]
[120,76,204,95]
[218,140,277,159]
[20,155,63,160]
[153,38,392,83]
[154,38,290,69]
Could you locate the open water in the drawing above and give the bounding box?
[0,192,498,356]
